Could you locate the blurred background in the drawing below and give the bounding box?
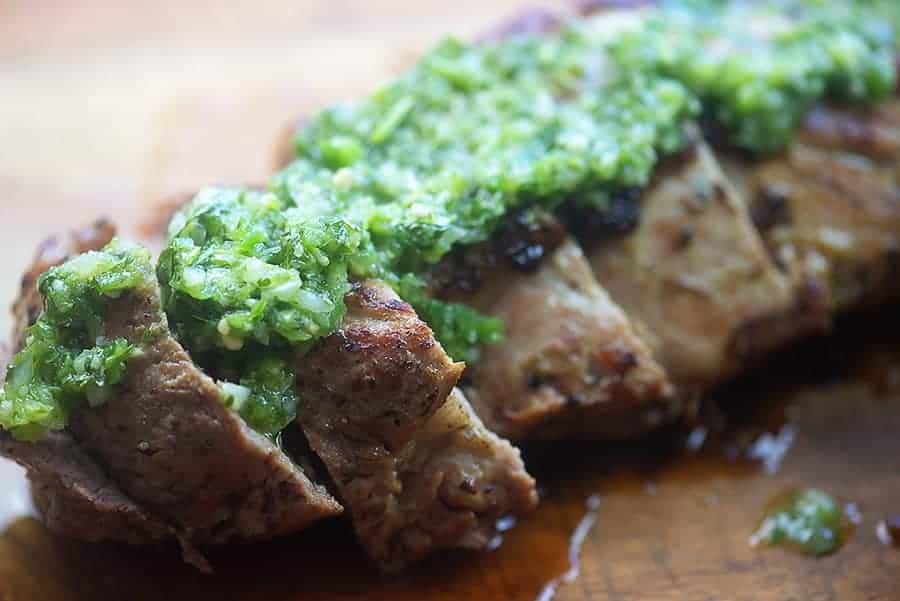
[0,0,533,335]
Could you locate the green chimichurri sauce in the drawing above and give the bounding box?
[219,355,299,438]
[158,188,362,354]
[0,1,896,440]
[752,488,853,556]
[0,240,148,441]
[609,0,897,152]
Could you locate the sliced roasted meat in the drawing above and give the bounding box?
[294,279,537,571]
[0,430,173,546]
[460,238,676,440]
[8,224,343,545]
[277,116,682,441]
[67,281,342,544]
[588,139,827,389]
[724,102,900,314]
[6,229,173,548]
[0,332,198,561]
[11,218,116,352]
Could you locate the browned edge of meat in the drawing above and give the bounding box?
[11,219,116,352]
[68,278,342,545]
[461,238,677,441]
[427,211,569,300]
[724,101,900,316]
[588,137,828,390]
[295,279,537,571]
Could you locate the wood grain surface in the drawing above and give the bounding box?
[1,2,899,600]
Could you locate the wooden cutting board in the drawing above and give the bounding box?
[1,3,899,599]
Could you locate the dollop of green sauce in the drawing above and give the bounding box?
[219,355,299,439]
[753,488,850,556]
[158,188,362,354]
[0,240,148,441]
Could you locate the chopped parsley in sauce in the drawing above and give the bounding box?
[219,355,300,439]
[752,488,853,556]
[0,240,148,440]
[609,0,897,152]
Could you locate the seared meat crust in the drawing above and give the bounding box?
[295,279,536,570]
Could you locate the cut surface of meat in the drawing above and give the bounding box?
[725,102,900,314]
[463,238,676,441]
[589,138,826,389]
[0,430,174,546]
[68,281,342,544]
[295,279,537,570]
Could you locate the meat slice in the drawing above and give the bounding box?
[588,138,827,389]
[425,210,678,441]
[294,279,537,571]
[6,225,342,546]
[67,281,343,544]
[6,228,183,566]
[0,430,173,546]
[5,223,176,549]
[11,218,115,351]
[460,238,676,441]
[723,102,900,314]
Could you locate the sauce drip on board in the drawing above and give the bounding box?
[0,312,899,600]
[750,488,858,556]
